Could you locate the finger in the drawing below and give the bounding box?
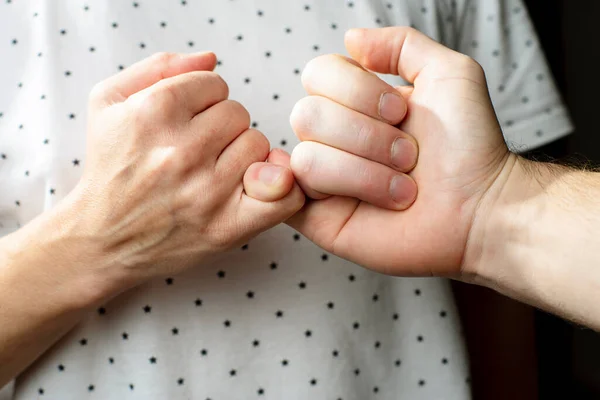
[243,150,295,203]
[290,96,418,172]
[185,100,250,157]
[269,148,329,200]
[238,176,306,242]
[286,195,360,251]
[128,71,229,122]
[243,162,294,203]
[301,54,407,125]
[217,129,270,181]
[240,151,305,237]
[93,52,217,105]
[266,147,291,165]
[290,141,417,210]
[395,85,414,100]
[344,27,466,83]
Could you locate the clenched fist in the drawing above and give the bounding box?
[288,27,509,278]
[39,51,303,297]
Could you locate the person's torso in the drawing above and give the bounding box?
[0,1,469,399]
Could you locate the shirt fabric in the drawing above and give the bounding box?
[0,0,572,399]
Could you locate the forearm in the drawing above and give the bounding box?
[0,195,121,388]
[468,155,600,330]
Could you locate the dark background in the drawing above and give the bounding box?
[523,0,600,398]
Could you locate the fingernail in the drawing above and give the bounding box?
[391,137,417,170]
[389,175,416,207]
[379,92,406,123]
[259,165,284,185]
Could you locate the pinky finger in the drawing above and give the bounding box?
[394,85,414,102]
[239,169,306,236]
[243,160,295,203]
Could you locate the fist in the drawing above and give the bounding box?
[290,54,419,210]
[65,52,303,290]
[286,28,509,279]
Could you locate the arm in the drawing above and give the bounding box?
[286,26,600,332]
[450,140,570,400]
[0,51,302,389]
[0,197,108,389]
[466,155,600,331]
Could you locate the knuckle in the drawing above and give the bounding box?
[136,85,179,121]
[301,54,340,90]
[214,73,230,98]
[360,166,378,192]
[454,54,485,77]
[178,141,204,169]
[157,83,181,107]
[147,146,181,175]
[151,52,176,69]
[135,147,182,194]
[290,142,317,181]
[89,82,108,103]
[245,129,270,160]
[290,96,322,139]
[315,53,340,67]
[198,120,221,142]
[201,71,230,99]
[301,55,327,90]
[300,59,317,90]
[355,121,376,156]
[222,100,251,127]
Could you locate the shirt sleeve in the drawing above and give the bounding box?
[445,0,574,152]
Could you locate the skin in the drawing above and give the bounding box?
[288,27,538,398]
[2,25,597,397]
[288,27,600,331]
[288,27,507,278]
[0,51,304,388]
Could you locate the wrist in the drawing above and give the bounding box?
[461,152,524,283]
[1,188,132,311]
[464,155,600,328]
[461,154,551,295]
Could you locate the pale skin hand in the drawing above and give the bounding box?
[290,27,600,331]
[288,32,540,399]
[79,53,303,289]
[0,52,303,387]
[289,27,509,277]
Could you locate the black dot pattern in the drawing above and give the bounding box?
[0,0,571,399]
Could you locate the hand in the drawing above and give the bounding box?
[288,27,512,277]
[290,52,418,210]
[48,52,303,296]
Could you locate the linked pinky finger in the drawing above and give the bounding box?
[239,166,306,235]
[243,160,295,203]
[268,148,329,201]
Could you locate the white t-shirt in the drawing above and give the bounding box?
[0,1,572,399]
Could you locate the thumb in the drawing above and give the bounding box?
[243,149,296,202]
[344,27,466,83]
